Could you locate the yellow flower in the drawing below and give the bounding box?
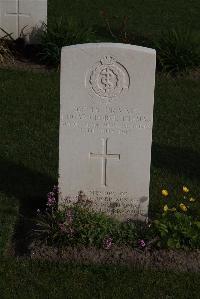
[171,207,177,212]
[163,204,169,212]
[189,197,196,202]
[183,186,189,193]
[162,189,169,196]
[180,203,188,212]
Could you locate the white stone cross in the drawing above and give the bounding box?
[0,0,47,41]
[90,138,120,187]
[5,1,30,36]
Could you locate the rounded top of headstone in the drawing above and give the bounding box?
[61,43,156,56]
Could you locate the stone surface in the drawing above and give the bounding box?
[0,0,47,41]
[59,43,156,221]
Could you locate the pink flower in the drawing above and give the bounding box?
[47,191,56,206]
[138,239,146,248]
[66,209,73,224]
[59,223,74,237]
[59,223,67,232]
[46,186,59,207]
[103,237,113,250]
[53,185,59,194]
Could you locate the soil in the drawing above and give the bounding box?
[0,39,56,73]
[26,242,200,272]
[0,58,55,73]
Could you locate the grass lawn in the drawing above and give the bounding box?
[0,69,59,255]
[0,68,200,296]
[0,258,200,298]
[48,0,200,37]
[0,0,200,297]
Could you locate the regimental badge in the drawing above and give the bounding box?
[87,56,130,99]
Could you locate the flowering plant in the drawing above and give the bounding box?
[33,185,200,250]
[153,185,200,248]
[33,186,145,249]
[161,185,198,215]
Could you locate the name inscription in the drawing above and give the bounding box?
[61,105,152,135]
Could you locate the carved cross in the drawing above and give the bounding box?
[5,1,31,36]
[89,138,120,187]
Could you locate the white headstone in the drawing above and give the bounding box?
[59,43,156,221]
[0,0,47,41]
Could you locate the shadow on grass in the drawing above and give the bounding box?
[0,157,56,256]
[152,143,200,179]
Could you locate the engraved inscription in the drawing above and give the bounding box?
[89,138,120,187]
[87,56,130,99]
[63,190,148,220]
[62,105,153,135]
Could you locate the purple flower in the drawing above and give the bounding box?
[47,191,56,207]
[138,239,146,248]
[68,226,74,237]
[66,209,73,224]
[53,185,59,194]
[46,185,59,207]
[59,223,68,233]
[103,237,113,250]
[47,198,56,206]
[59,223,74,237]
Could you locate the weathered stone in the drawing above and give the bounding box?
[59,43,156,221]
[0,0,47,41]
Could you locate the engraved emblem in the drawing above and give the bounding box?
[87,56,130,99]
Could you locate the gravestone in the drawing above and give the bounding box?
[0,0,47,41]
[59,43,156,221]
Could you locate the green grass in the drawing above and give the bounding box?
[150,75,200,217]
[0,0,199,296]
[0,58,200,299]
[0,258,200,298]
[48,0,200,37]
[0,69,59,255]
